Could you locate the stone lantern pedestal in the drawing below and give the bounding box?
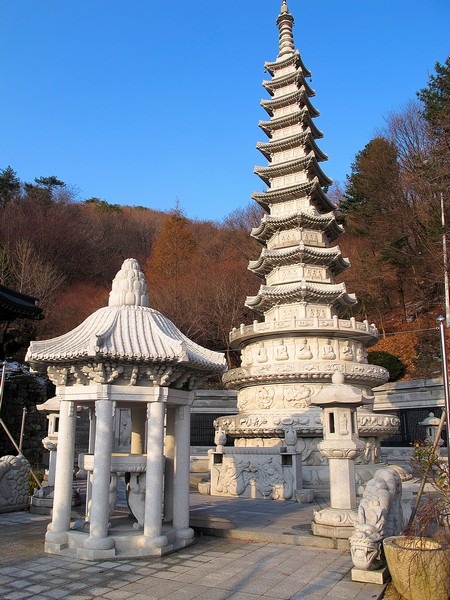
[311,372,370,539]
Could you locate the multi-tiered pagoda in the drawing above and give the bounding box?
[210,1,398,500]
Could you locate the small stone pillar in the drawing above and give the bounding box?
[82,398,116,559]
[131,406,147,454]
[173,405,194,542]
[140,399,167,552]
[45,400,77,551]
[311,372,369,539]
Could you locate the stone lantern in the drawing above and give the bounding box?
[419,412,444,446]
[311,371,371,539]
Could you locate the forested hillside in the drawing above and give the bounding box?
[1,57,449,380]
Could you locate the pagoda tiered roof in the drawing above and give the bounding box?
[256,132,328,162]
[262,71,315,96]
[264,50,311,78]
[252,178,335,212]
[260,89,319,117]
[258,108,323,138]
[248,244,349,277]
[254,154,332,187]
[245,281,357,313]
[250,211,343,243]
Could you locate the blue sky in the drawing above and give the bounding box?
[1,1,449,222]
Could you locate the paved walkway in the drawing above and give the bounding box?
[0,494,387,600]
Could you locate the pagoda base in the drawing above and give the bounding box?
[209,447,303,500]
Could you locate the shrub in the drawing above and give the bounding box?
[367,350,406,381]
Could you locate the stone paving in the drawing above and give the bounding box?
[0,498,386,600]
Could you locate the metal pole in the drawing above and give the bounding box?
[440,193,450,328]
[0,361,6,412]
[437,315,450,465]
[19,407,27,453]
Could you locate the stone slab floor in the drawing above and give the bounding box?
[0,511,386,600]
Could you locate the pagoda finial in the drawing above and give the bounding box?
[108,258,149,307]
[276,0,295,59]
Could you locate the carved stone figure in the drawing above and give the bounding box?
[283,385,312,408]
[341,341,354,361]
[127,472,146,529]
[321,340,336,360]
[256,387,274,409]
[349,468,403,570]
[255,342,268,363]
[295,338,313,360]
[274,339,289,361]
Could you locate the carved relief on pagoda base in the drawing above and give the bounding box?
[223,360,388,389]
[240,336,372,367]
[215,410,399,441]
[236,383,324,412]
[209,450,298,500]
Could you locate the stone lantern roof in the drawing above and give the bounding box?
[26,259,227,390]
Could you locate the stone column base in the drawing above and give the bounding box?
[77,547,116,561]
[312,507,357,539]
[45,541,69,553]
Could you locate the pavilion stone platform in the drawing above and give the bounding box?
[210,1,400,503]
[26,259,226,560]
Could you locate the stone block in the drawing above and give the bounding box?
[351,566,390,584]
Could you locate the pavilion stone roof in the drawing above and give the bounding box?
[26,259,227,386]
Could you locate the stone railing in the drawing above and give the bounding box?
[230,317,378,345]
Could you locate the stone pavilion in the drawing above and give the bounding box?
[26,259,226,559]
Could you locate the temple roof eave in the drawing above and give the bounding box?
[258,109,323,139]
[260,89,320,118]
[254,155,332,188]
[252,179,336,212]
[264,50,311,78]
[262,72,315,97]
[245,283,357,313]
[250,211,344,242]
[248,245,350,276]
[256,132,328,162]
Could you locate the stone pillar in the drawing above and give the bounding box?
[85,407,96,515]
[131,406,147,454]
[45,400,76,551]
[83,397,115,557]
[163,405,176,523]
[140,397,167,551]
[173,405,194,542]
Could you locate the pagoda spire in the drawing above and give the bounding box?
[277,0,295,59]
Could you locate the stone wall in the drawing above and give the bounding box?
[0,362,52,467]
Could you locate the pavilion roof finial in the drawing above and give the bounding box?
[277,0,295,59]
[108,258,149,308]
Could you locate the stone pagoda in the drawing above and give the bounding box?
[26,259,226,560]
[210,1,398,500]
